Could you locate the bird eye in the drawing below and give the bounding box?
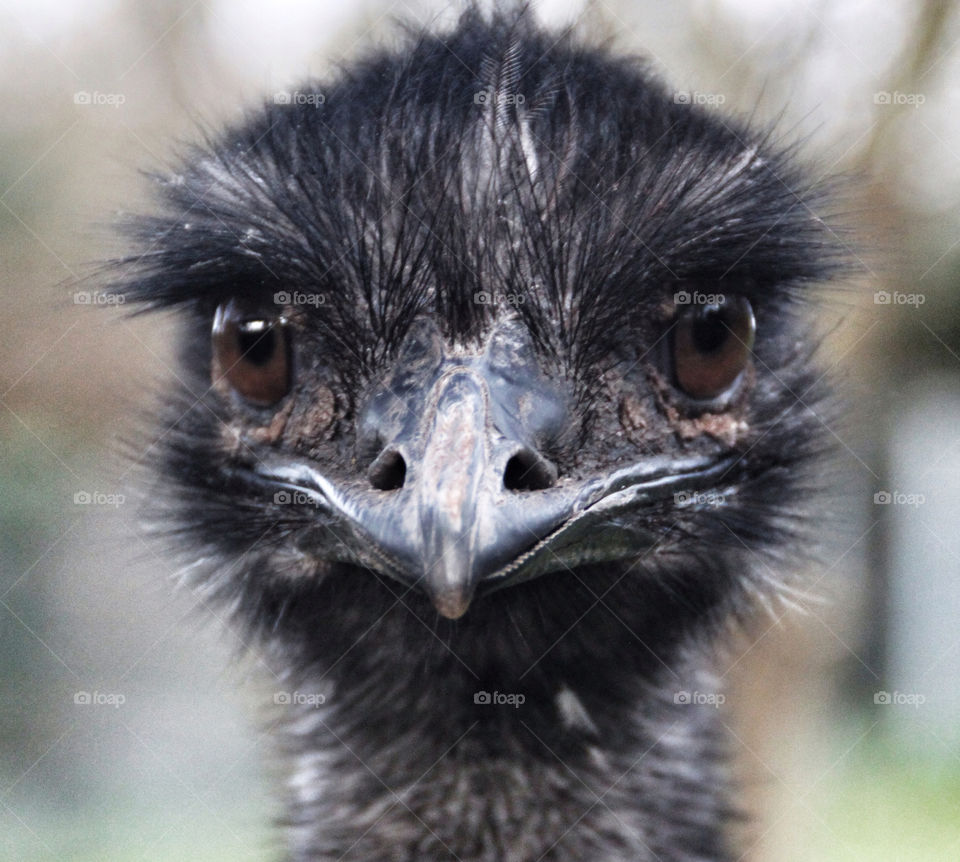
[212,301,291,406]
[672,296,755,401]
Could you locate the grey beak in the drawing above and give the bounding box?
[416,371,489,617]
[379,369,566,619]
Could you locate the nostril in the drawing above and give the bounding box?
[368,448,407,491]
[503,449,557,492]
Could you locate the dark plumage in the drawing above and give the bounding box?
[113,7,844,861]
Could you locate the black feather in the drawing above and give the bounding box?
[111,6,848,861]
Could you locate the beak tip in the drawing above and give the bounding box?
[429,586,474,620]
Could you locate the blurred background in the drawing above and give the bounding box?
[2,0,959,859]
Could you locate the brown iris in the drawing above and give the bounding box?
[212,301,290,406]
[672,296,755,400]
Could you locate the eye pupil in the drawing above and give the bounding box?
[689,305,729,354]
[238,321,278,366]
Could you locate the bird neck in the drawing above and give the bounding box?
[270,572,734,861]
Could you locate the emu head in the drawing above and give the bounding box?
[116,11,841,648]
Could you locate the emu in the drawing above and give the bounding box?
[114,8,843,861]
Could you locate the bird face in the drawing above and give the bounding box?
[118,13,842,634]
[198,267,784,624]
[233,304,752,619]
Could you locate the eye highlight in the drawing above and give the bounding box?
[212,301,291,406]
[672,296,755,401]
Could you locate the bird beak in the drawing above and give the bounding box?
[371,369,572,619]
[414,371,488,617]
